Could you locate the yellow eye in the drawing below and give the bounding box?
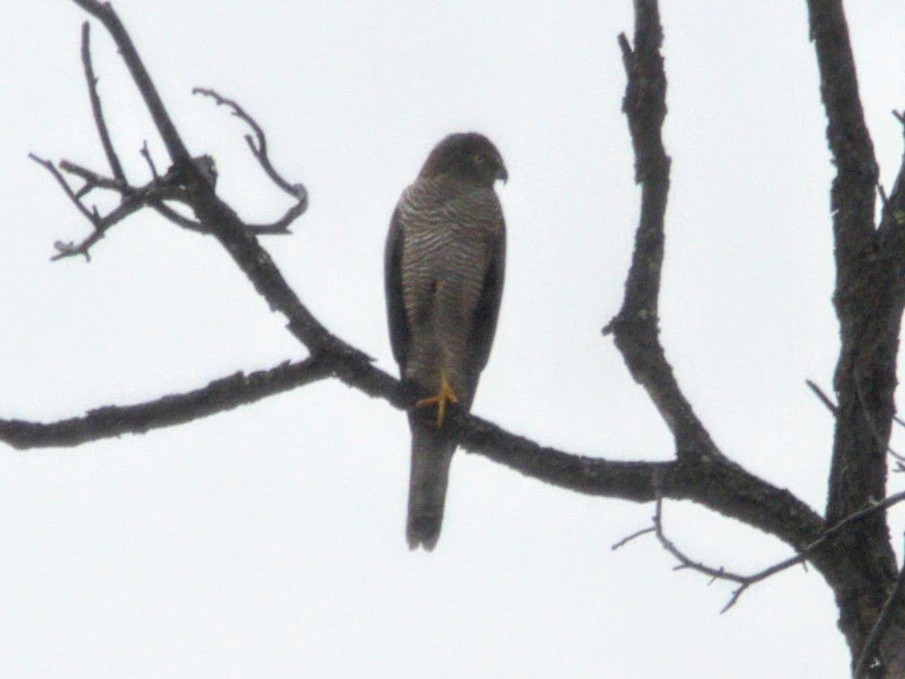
[473,153,485,165]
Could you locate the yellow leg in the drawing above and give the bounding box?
[415,370,459,428]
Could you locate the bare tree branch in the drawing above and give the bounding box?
[60,160,122,193]
[35,155,215,260]
[449,408,827,559]
[806,378,838,415]
[610,526,655,550]
[71,0,190,163]
[60,156,209,236]
[808,0,892,519]
[81,22,126,186]
[603,1,721,463]
[807,0,878,245]
[193,88,308,235]
[0,357,332,449]
[879,111,905,262]
[150,201,207,232]
[803,0,905,666]
[616,491,905,617]
[68,1,362,363]
[193,87,307,201]
[140,140,160,181]
[649,496,750,586]
[41,0,835,571]
[855,535,905,678]
[29,154,101,230]
[19,1,897,674]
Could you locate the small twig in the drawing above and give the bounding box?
[652,496,748,585]
[29,154,100,228]
[193,87,300,196]
[193,87,308,233]
[140,140,159,181]
[806,378,838,415]
[611,526,655,550]
[246,204,305,235]
[814,365,902,468]
[50,194,146,261]
[150,201,205,232]
[617,32,633,75]
[42,158,217,261]
[639,486,905,613]
[878,183,891,212]
[41,149,288,254]
[59,160,122,192]
[855,534,905,678]
[806,375,905,469]
[730,492,905,608]
[72,0,191,164]
[81,22,126,185]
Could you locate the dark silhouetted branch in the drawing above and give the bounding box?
[806,378,837,415]
[140,140,160,180]
[194,89,307,198]
[34,155,215,260]
[82,22,125,186]
[616,490,905,615]
[603,1,721,462]
[71,0,189,163]
[43,0,832,570]
[23,1,900,673]
[611,526,655,550]
[805,1,904,664]
[879,111,905,252]
[0,357,332,449]
[807,0,878,248]
[29,154,101,228]
[193,87,308,235]
[855,536,905,678]
[808,0,892,520]
[67,2,361,362]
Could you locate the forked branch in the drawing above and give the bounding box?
[9,0,850,633]
[616,490,905,614]
[35,21,307,259]
[603,0,720,461]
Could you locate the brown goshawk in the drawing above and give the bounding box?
[385,133,507,550]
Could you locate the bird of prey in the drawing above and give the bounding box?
[385,132,508,550]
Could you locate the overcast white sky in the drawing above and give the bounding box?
[1,1,904,677]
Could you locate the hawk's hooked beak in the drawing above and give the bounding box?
[496,162,509,184]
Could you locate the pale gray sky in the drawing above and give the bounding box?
[1,2,903,677]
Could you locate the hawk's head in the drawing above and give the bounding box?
[419,132,508,187]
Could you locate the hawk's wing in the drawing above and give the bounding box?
[384,205,410,368]
[468,217,506,373]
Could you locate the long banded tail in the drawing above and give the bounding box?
[407,417,455,550]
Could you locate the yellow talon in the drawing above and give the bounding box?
[416,371,459,428]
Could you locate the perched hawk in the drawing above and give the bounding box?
[385,132,508,550]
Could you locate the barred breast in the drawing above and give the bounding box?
[397,176,503,405]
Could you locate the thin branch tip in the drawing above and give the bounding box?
[194,86,308,229]
[611,526,655,550]
[617,32,633,74]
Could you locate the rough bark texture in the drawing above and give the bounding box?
[806,1,905,674]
